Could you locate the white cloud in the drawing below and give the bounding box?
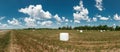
[37,21,53,26]
[100,17,109,20]
[74,20,80,23]
[65,19,69,22]
[114,14,120,20]
[0,23,8,28]
[0,16,5,21]
[37,21,41,25]
[62,17,70,22]
[53,14,62,22]
[2,24,8,28]
[56,22,61,25]
[87,18,91,22]
[41,21,53,26]
[96,15,109,20]
[113,23,116,26]
[7,18,20,26]
[93,17,97,22]
[62,17,65,21]
[19,4,69,26]
[19,5,52,20]
[95,0,104,11]
[73,1,89,23]
[86,17,97,22]
[24,17,36,27]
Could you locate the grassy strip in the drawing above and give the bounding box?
[0,31,11,52]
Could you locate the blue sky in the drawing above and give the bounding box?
[0,0,120,29]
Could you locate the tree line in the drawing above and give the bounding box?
[58,25,120,31]
[22,25,120,31]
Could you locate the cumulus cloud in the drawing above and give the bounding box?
[2,24,8,28]
[41,21,53,26]
[24,17,36,27]
[62,17,69,22]
[96,15,109,20]
[0,23,8,28]
[95,0,104,11]
[113,23,116,26]
[114,14,120,20]
[65,19,69,22]
[93,17,97,22]
[37,21,41,25]
[74,20,80,23]
[87,18,91,22]
[53,14,62,22]
[19,4,69,26]
[7,18,20,26]
[0,16,5,21]
[86,17,97,22]
[73,1,89,23]
[62,17,65,21]
[100,17,109,20]
[19,5,52,20]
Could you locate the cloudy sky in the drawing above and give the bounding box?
[0,0,120,29]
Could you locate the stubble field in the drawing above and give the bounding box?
[0,30,120,52]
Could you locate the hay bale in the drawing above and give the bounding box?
[60,33,69,41]
[32,30,35,31]
[80,30,83,33]
[100,30,103,32]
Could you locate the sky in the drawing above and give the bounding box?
[0,0,120,29]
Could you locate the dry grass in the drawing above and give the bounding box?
[0,30,120,52]
[0,31,10,52]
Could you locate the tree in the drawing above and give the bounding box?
[115,26,120,31]
[73,25,115,31]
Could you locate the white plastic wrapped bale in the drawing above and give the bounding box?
[60,33,69,41]
[80,30,83,33]
[100,30,103,32]
[32,30,35,31]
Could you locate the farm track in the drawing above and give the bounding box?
[1,30,120,52]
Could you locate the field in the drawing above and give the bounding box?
[0,30,120,52]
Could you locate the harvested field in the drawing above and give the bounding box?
[0,30,120,52]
